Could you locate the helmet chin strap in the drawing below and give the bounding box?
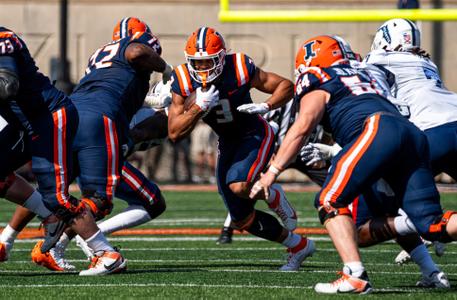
[200,72,208,90]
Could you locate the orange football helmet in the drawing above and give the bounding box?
[112,17,151,41]
[295,35,357,75]
[184,27,226,84]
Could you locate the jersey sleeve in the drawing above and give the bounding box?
[232,53,256,87]
[171,64,195,97]
[129,32,162,55]
[294,67,330,100]
[363,50,389,66]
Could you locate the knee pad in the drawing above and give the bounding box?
[318,204,352,225]
[424,211,456,243]
[81,190,113,220]
[144,193,166,219]
[0,173,17,198]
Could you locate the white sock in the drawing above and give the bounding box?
[343,261,365,277]
[223,213,232,227]
[394,215,417,235]
[22,190,52,219]
[98,205,152,235]
[85,230,113,255]
[409,244,440,277]
[282,231,301,249]
[0,224,18,245]
[55,233,71,251]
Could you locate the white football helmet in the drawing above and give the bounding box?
[371,18,421,51]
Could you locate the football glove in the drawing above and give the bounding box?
[300,142,342,166]
[144,80,172,109]
[195,85,219,112]
[237,103,270,114]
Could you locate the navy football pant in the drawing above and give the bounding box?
[425,121,457,179]
[315,113,442,239]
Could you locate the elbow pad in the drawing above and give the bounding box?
[0,68,19,101]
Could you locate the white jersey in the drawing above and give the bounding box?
[364,50,457,130]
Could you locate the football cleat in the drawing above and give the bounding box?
[216,227,233,245]
[40,214,67,253]
[314,271,373,294]
[79,251,127,276]
[31,241,75,271]
[280,238,315,271]
[416,271,451,289]
[0,242,12,262]
[394,249,411,265]
[268,184,297,231]
[75,235,95,260]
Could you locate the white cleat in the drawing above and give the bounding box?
[395,250,411,265]
[75,235,95,260]
[280,238,315,271]
[268,184,297,231]
[79,251,127,276]
[314,271,373,294]
[416,271,451,289]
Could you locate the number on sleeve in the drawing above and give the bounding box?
[0,39,15,54]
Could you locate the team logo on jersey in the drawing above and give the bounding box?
[302,41,317,63]
[381,25,391,44]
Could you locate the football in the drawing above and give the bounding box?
[184,91,197,111]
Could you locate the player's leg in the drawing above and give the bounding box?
[32,111,125,275]
[225,120,297,231]
[218,142,314,271]
[314,114,410,294]
[216,213,234,245]
[75,161,167,258]
[425,121,457,180]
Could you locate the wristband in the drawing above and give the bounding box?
[268,165,282,175]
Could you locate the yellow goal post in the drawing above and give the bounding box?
[218,0,457,22]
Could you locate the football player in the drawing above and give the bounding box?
[364,18,457,266]
[168,27,315,271]
[27,17,171,274]
[251,35,457,294]
[0,27,129,275]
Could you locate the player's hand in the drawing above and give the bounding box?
[162,63,173,84]
[249,171,277,199]
[195,85,219,112]
[144,80,172,109]
[237,103,270,114]
[300,143,342,166]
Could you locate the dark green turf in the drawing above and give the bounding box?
[0,191,457,299]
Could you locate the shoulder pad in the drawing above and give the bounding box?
[230,52,256,87]
[0,31,23,55]
[171,64,195,97]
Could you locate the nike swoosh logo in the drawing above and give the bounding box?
[258,221,264,231]
[48,221,65,237]
[228,89,238,96]
[104,258,123,271]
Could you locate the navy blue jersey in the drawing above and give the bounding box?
[172,53,265,139]
[71,32,161,132]
[0,27,70,120]
[294,64,400,146]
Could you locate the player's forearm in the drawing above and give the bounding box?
[272,120,314,170]
[168,106,204,142]
[265,79,294,110]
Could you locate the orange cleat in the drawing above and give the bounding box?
[31,241,75,271]
[0,242,10,262]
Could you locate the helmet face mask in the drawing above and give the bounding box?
[185,27,226,84]
[371,18,421,51]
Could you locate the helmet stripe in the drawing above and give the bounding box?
[404,19,418,46]
[120,17,130,39]
[197,27,208,52]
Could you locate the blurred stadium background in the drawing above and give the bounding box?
[3,0,457,184]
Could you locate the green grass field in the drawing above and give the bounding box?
[1,190,457,299]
